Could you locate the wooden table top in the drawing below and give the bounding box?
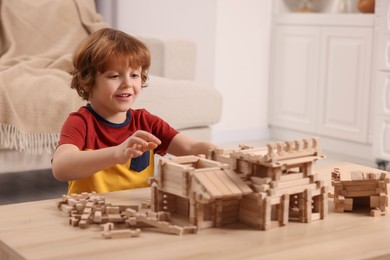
[1,162,390,260]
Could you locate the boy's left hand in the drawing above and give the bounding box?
[115,130,161,163]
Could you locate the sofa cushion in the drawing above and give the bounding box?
[139,36,197,81]
[134,75,222,131]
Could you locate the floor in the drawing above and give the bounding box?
[0,169,67,205]
[0,139,380,206]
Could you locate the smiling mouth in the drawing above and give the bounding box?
[116,93,131,98]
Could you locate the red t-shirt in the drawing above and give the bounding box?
[58,104,179,194]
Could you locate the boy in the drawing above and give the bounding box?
[52,28,215,194]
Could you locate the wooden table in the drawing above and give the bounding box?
[1,163,390,260]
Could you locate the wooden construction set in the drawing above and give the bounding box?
[153,137,327,230]
[57,192,197,238]
[57,138,390,238]
[331,168,389,216]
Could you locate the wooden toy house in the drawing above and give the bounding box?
[151,155,253,229]
[210,138,328,230]
[152,138,328,231]
[332,168,389,216]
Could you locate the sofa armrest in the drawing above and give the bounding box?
[138,36,196,81]
[134,75,222,130]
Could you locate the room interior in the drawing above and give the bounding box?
[2,2,390,259]
[0,0,386,206]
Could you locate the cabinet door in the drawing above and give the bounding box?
[377,33,390,71]
[375,0,390,72]
[269,26,320,132]
[373,71,390,159]
[317,27,373,143]
[373,115,390,159]
[376,0,390,34]
[373,0,390,160]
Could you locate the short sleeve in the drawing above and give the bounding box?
[132,109,179,156]
[57,113,87,150]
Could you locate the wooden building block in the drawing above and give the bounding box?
[370,196,379,208]
[280,194,289,226]
[351,171,364,180]
[344,198,353,211]
[262,197,272,230]
[370,209,385,217]
[101,228,141,239]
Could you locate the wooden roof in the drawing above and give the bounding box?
[192,169,252,201]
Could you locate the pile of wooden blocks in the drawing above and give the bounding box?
[57,192,197,238]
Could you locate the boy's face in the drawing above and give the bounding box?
[89,63,143,123]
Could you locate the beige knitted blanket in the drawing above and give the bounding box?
[0,0,107,153]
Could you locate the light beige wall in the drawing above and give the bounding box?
[100,0,272,144]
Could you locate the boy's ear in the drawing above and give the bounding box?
[141,75,149,88]
[81,84,93,99]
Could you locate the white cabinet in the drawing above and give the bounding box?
[270,25,320,132]
[372,0,390,161]
[317,26,372,142]
[269,7,374,145]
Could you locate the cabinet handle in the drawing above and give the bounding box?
[386,76,390,113]
[387,40,390,68]
[388,2,390,32]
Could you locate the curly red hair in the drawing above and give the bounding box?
[70,28,151,100]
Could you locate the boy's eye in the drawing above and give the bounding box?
[109,74,119,79]
[131,73,140,78]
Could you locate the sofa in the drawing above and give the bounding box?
[0,0,222,173]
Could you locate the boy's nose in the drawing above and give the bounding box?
[122,76,132,88]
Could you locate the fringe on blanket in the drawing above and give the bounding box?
[0,123,59,154]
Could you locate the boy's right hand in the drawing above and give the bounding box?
[115,130,161,164]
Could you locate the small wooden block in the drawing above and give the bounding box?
[351,171,364,180]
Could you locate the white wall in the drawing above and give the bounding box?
[113,0,217,85]
[213,0,271,143]
[104,0,272,144]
